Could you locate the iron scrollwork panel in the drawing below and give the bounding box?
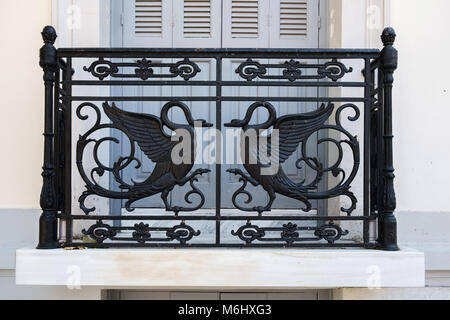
[82,220,200,244]
[83,57,201,81]
[225,102,360,216]
[231,221,349,245]
[76,101,212,216]
[235,58,353,82]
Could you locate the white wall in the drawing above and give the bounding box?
[334,287,450,300]
[0,0,106,300]
[390,0,450,213]
[326,0,450,280]
[0,270,102,300]
[0,0,52,209]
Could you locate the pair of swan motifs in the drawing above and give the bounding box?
[76,101,359,216]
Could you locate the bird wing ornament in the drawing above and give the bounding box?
[103,102,177,163]
[274,103,334,164]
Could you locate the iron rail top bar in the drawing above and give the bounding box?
[57,47,380,58]
[65,96,373,102]
[63,215,372,221]
[64,80,368,87]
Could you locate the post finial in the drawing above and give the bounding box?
[41,25,57,44]
[381,27,396,46]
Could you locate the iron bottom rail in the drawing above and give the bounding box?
[62,242,371,249]
[59,215,374,248]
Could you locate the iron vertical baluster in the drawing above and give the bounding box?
[62,57,73,244]
[378,27,399,251]
[369,60,379,244]
[54,60,65,242]
[376,64,384,247]
[215,57,222,245]
[369,62,378,216]
[37,26,59,249]
[54,61,62,212]
[363,58,372,247]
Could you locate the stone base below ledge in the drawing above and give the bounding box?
[16,248,424,289]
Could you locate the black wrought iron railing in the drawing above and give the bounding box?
[37,26,399,250]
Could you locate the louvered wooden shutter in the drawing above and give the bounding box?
[269,0,318,48]
[173,0,221,47]
[222,0,269,48]
[123,0,173,47]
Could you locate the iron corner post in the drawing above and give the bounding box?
[378,27,399,251]
[37,26,59,249]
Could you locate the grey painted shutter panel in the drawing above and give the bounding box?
[268,0,320,208]
[173,0,222,47]
[121,0,218,209]
[171,0,220,208]
[123,0,173,47]
[121,0,173,208]
[269,0,319,48]
[117,0,320,211]
[222,0,270,48]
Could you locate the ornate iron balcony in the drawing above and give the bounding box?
[37,26,399,250]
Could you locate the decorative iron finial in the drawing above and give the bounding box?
[41,25,57,44]
[381,27,396,46]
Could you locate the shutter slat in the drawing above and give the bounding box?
[279,0,308,38]
[231,0,259,38]
[183,0,212,38]
[134,0,163,37]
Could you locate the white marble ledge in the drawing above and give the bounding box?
[16,248,425,289]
